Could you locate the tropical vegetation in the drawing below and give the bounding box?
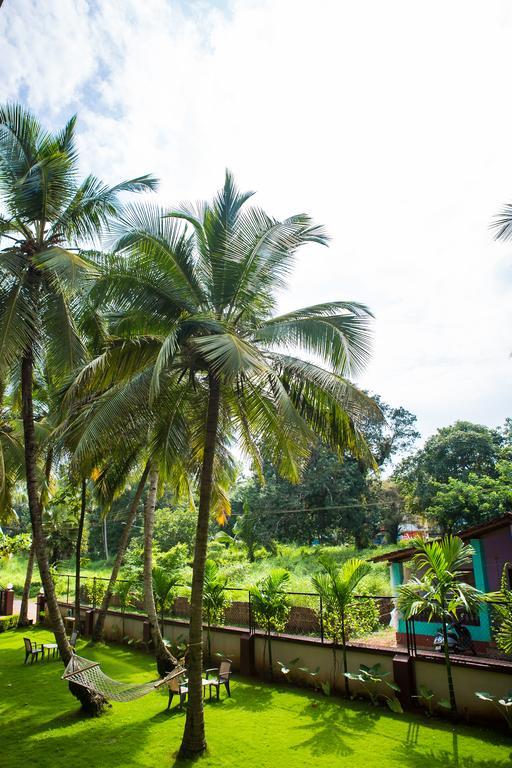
[397,535,486,713]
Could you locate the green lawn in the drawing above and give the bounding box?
[0,627,510,768]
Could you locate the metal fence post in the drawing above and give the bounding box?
[319,594,324,644]
[93,577,97,610]
[248,590,253,634]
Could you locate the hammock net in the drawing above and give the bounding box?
[62,653,184,703]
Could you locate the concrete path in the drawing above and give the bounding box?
[13,598,38,623]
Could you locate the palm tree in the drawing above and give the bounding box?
[92,462,150,641]
[70,171,379,753]
[250,569,290,679]
[312,557,371,694]
[203,559,229,662]
[487,563,512,655]
[0,103,156,713]
[398,535,485,713]
[113,576,136,639]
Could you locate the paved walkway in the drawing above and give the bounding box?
[13,599,38,623]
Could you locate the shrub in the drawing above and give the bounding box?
[323,596,380,643]
[0,614,19,632]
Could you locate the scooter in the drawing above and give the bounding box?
[433,620,476,655]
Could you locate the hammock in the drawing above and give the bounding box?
[62,653,185,703]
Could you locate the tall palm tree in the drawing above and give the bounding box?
[71,171,379,753]
[398,535,485,713]
[92,461,150,642]
[0,103,156,712]
[312,557,371,694]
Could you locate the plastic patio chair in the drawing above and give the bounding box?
[166,673,188,710]
[23,637,42,664]
[204,659,232,699]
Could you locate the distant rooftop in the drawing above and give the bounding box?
[369,512,512,564]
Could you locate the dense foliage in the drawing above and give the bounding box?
[394,420,512,533]
[231,398,418,551]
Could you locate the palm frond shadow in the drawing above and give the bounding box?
[291,697,380,757]
[397,742,512,768]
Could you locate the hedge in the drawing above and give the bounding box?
[0,615,19,632]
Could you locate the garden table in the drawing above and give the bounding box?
[42,643,59,661]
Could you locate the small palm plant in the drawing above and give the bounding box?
[250,569,291,679]
[487,562,512,655]
[398,535,485,713]
[312,557,371,695]
[152,564,181,637]
[203,559,230,663]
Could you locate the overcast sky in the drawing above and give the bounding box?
[1,0,511,446]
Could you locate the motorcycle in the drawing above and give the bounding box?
[433,620,476,655]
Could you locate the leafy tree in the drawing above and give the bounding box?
[312,557,371,694]
[398,536,485,713]
[153,504,198,554]
[394,421,503,517]
[0,531,31,560]
[425,462,512,533]
[250,569,291,679]
[234,398,416,550]
[359,395,420,467]
[371,481,404,544]
[72,171,378,755]
[0,103,155,713]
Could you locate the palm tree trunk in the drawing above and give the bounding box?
[18,542,35,626]
[19,446,53,626]
[21,350,106,715]
[267,626,273,680]
[103,517,109,560]
[143,466,173,671]
[92,462,150,642]
[179,375,221,759]
[342,614,349,696]
[74,478,87,631]
[442,618,457,713]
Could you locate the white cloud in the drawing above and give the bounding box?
[1,0,511,441]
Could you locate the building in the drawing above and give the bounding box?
[370,513,512,651]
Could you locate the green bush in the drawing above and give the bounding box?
[323,595,380,642]
[0,614,19,632]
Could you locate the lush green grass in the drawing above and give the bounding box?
[0,556,115,597]
[1,626,510,768]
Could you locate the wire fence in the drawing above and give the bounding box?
[53,572,395,645]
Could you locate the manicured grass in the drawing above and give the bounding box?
[1,627,510,768]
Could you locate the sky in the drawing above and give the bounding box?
[1,0,511,448]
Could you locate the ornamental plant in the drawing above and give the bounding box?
[250,569,291,679]
[345,663,402,712]
[398,535,485,714]
[312,557,371,694]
